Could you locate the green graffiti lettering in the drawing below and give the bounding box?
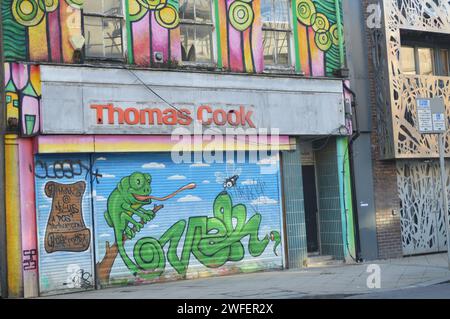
[103,172,281,280]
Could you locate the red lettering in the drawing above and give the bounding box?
[198,105,212,125]
[244,109,255,128]
[213,109,227,126]
[106,104,124,125]
[163,109,177,125]
[178,109,192,126]
[124,108,139,125]
[227,110,240,126]
[140,108,163,125]
[90,104,107,124]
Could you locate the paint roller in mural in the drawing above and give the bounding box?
[217,0,263,73]
[127,0,182,66]
[97,172,281,283]
[2,0,84,63]
[295,0,343,76]
[4,63,41,136]
[43,181,91,253]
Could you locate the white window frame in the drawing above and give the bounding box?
[179,0,217,67]
[261,0,295,71]
[83,0,126,61]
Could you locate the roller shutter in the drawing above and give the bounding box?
[92,152,284,286]
[35,154,95,295]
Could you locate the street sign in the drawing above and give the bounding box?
[417,97,450,270]
[417,98,446,134]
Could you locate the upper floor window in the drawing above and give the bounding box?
[83,0,124,60]
[400,45,450,76]
[180,0,214,64]
[261,0,292,68]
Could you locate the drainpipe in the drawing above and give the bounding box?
[344,82,363,263]
[0,4,8,298]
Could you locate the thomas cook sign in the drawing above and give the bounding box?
[39,65,346,135]
[90,104,256,128]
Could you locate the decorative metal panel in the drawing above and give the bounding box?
[34,154,95,295]
[374,0,450,158]
[92,152,284,287]
[397,160,448,255]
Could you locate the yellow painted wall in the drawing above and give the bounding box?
[5,135,23,298]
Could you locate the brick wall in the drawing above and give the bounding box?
[362,0,403,259]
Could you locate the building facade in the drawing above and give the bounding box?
[360,0,450,259]
[1,0,355,297]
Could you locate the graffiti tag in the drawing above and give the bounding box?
[34,159,102,184]
[64,264,93,289]
[23,249,38,271]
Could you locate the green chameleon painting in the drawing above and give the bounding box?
[102,172,282,281]
[104,172,196,276]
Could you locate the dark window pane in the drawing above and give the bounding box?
[181,24,213,63]
[439,49,449,76]
[180,0,195,20]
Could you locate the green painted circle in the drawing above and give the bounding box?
[330,24,340,46]
[39,0,59,12]
[138,0,167,10]
[65,0,83,10]
[229,1,254,32]
[312,13,330,32]
[315,31,332,51]
[133,238,165,272]
[12,0,45,27]
[296,0,316,26]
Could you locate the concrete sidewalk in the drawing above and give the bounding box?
[42,253,450,299]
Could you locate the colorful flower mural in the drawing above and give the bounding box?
[217,0,263,73]
[295,0,343,76]
[127,0,182,66]
[2,0,83,63]
[4,63,41,136]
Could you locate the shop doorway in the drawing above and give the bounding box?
[302,165,319,253]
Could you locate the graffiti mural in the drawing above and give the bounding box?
[217,0,263,73]
[127,0,182,66]
[93,153,283,286]
[4,63,41,136]
[35,154,95,294]
[295,0,343,76]
[2,0,83,63]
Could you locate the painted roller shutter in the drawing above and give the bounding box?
[35,154,95,295]
[92,152,284,287]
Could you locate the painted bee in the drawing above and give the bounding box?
[223,175,239,189]
[215,166,241,190]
